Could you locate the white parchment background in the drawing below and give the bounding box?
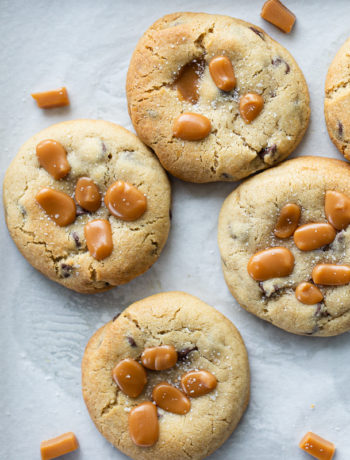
[1,1,349,459]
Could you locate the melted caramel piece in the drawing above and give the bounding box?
[36,188,76,227]
[274,203,301,238]
[325,190,350,230]
[295,282,323,305]
[247,247,294,281]
[261,0,296,34]
[112,358,147,398]
[36,140,70,180]
[181,370,217,397]
[299,431,335,460]
[41,432,79,460]
[129,402,159,447]
[312,264,350,286]
[75,177,101,212]
[104,181,147,221]
[173,113,211,141]
[152,382,190,415]
[84,219,113,260]
[31,87,70,109]
[141,345,177,371]
[209,56,236,91]
[239,93,264,123]
[294,223,336,251]
[174,59,205,104]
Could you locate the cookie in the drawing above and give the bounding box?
[218,156,350,337]
[3,120,171,294]
[82,291,250,460]
[325,37,350,160]
[126,12,310,183]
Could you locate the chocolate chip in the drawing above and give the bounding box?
[338,120,343,139]
[61,263,73,278]
[272,57,290,74]
[285,62,290,74]
[258,144,277,160]
[112,312,121,322]
[101,141,107,154]
[71,231,81,248]
[177,346,198,361]
[250,26,265,40]
[127,336,137,347]
[76,205,89,216]
[221,172,232,179]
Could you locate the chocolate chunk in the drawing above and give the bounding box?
[71,231,81,248]
[272,57,290,74]
[337,120,343,139]
[61,263,73,278]
[258,144,277,160]
[250,26,265,40]
[112,312,121,322]
[127,336,137,347]
[177,346,198,361]
[76,205,89,216]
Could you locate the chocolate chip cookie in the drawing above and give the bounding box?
[127,12,310,183]
[3,120,171,293]
[82,291,250,459]
[325,37,350,160]
[218,156,350,336]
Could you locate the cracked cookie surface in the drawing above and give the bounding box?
[82,291,250,460]
[325,37,350,160]
[126,12,310,183]
[218,157,350,336]
[3,120,171,293]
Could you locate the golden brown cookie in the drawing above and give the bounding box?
[127,12,310,183]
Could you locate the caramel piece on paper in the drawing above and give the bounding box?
[261,0,296,33]
[40,432,78,460]
[299,431,335,460]
[32,87,70,108]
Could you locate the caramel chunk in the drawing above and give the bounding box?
[325,190,350,230]
[173,113,211,141]
[112,358,147,398]
[141,345,177,371]
[274,203,301,238]
[36,140,70,180]
[209,56,236,92]
[247,247,294,281]
[129,402,159,447]
[174,59,205,104]
[261,0,296,34]
[84,219,113,260]
[32,87,70,109]
[299,431,335,460]
[295,282,323,305]
[152,382,190,414]
[75,177,101,212]
[40,432,78,460]
[294,223,336,251]
[181,370,217,397]
[312,264,350,286]
[36,188,76,227]
[239,93,264,123]
[104,181,147,221]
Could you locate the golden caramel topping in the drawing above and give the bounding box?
[261,0,296,34]
[312,264,350,286]
[112,358,147,398]
[274,203,301,238]
[75,177,101,212]
[174,59,205,104]
[141,345,178,371]
[36,188,76,227]
[36,139,70,180]
[31,87,70,109]
[40,432,79,460]
[247,247,294,281]
[295,282,323,305]
[239,93,264,123]
[173,113,211,141]
[299,431,335,460]
[209,56,236,92]
[181,370,217,397]
[84,219,113,260]
[152,382,191,415]
[325,190,350,230]
[104,181,147,222]
[129,402,159,447]
[294,223,336,251]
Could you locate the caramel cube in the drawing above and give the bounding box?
[261,0,296,33]
[299,431,335,460]
[31,87,70,108]
[40,432,79,460]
